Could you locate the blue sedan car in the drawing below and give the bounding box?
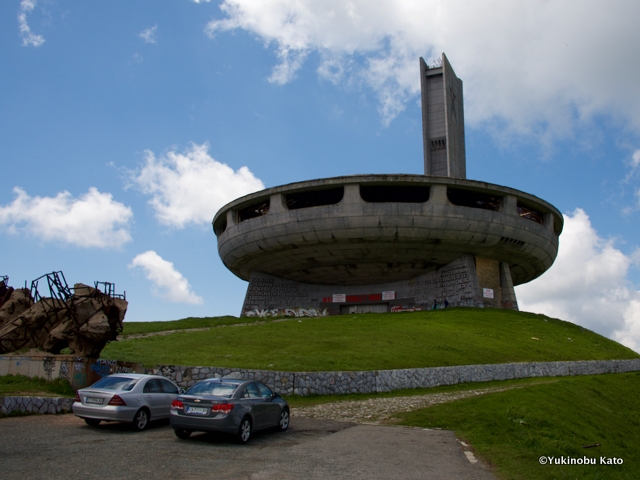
[170,378,290,444]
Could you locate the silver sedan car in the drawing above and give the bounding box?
[170,378,290,444]
[73,373,180,431]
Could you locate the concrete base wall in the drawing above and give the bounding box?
[241,254,518,317]
[0,355,143,390]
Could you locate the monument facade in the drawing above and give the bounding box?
[213,54,563,316]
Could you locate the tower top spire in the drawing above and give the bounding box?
[420,53,466,178]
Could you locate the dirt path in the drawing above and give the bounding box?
[119,317,302,340]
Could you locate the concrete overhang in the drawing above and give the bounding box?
[213,174,563,287]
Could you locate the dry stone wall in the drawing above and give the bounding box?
[1,396,73,415]
[148,358,640,396]
[2,358,639,415]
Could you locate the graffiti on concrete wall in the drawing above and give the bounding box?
[158,365,175,377]
[90,359,125,378]
[244,307,328,318]
[42,356,55,380]
[90,362,109,377]
[73,371,86,386]
[73,357,86,386]
[391,306,422,313]
[285,308,328,317]
[245,308,279,317]
[58,361,70,381]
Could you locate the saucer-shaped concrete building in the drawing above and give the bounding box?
[213,54,563,317]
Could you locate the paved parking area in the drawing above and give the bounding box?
[0,414,495,479]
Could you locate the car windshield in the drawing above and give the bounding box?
[185,382,238,398]
[89,376,139,391]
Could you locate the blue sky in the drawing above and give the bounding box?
[2,1,640,351]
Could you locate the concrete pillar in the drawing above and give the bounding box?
[503,195,518,215]
[226,209,237,227]
[343,184,361,204]
[499,262,519,310]
[429,184,448,205]
[268,193,286,214]
[544,212,555,232]
[475,257,502,308]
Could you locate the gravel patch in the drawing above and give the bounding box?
[291,384,527,424]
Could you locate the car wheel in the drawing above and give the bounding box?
[236,417,252,444]
[84,418,101,427]
[174,428,192,440]
[278,409,290,431]
[131,408,150,431]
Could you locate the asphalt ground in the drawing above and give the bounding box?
[0,414,496,479]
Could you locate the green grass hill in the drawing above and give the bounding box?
[102,308,638,370]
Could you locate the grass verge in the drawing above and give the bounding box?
[396,372,640,480]
[102,309,638,369]
[0,374,75,397]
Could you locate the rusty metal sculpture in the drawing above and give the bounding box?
[0,272,127,358]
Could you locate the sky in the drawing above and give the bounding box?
[2,1,640,352]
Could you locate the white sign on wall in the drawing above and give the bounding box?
[382,291,396,300]
[483,288,494,299]
[332,294,346,303]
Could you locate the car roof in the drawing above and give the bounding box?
[106,373,167,379]
[200,377,246,384]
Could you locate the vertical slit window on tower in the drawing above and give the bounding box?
[447,188,501,211]
[237,200,270,222]
[360,185,430,203]
[430,137,447,150]
[285,187,344,210]
[517,201,544,224]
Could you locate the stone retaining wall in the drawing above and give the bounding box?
[147,358,640,396]
[0,396,74,416]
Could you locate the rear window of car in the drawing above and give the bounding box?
[185,382,238,398]
[90,376,139,391]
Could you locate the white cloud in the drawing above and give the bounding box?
[139,25,158,44]
[18,0,44,47]
[129,250,203,304]
[622,150,640,212]
[192,0,212,3]
[632,150,640,170]
[205,0,640,134]
[516,208,640,353]
[129,143,264,229]
[0,187,133,248]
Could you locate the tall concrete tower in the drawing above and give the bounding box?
[420,54,466,178]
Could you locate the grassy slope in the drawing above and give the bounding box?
[397,372,640,480]
[103,308,638,369]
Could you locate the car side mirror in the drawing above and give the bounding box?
[273,392,281,399]
[179,388,186,395]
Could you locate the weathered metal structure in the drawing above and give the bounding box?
[0,272,127,358]
[213,54,563,316]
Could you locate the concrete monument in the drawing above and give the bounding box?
[213,54,563,316]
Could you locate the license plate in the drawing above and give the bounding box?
[85,397,103,405]
[186,406,208,415]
